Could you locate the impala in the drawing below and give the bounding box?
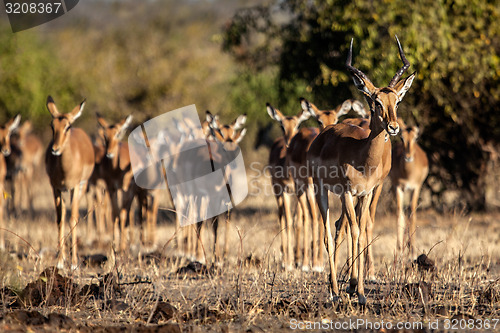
[96,113,154,251]
[0,153,5,250]
[267,99,366,271]
[173,111,246,263]
[307,37,416,304]
[86,135,108,242]
[0,116,19,249]
[390,119,428,256]
[328,113,391,281]
[45,96,95,269]
[10,120,43,217]
[300,98,369,272]
[0,115,21,217]
[266,103,310,270]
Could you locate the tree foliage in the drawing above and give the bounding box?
[223,0,500,210]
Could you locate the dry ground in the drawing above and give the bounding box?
[1,171,500,332]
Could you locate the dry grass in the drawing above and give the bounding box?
[1,173,500,332]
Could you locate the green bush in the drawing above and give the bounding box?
[223,0,500,210]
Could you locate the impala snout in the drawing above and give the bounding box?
[106,152,115,159]
[404,155,414,162]
[51,146,62,156]
[387,122,399,135]
[1,146,10,156]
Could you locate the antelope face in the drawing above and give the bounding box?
[267,103,310,146]
[401,126,419,162]
[346,36,416,137]
[50,117,72,156]
[97,114,132,159]
[46,96,86,156]
[0,115,21,156]
[316,111,338,128]
[372,88,401,135]
[207,112,247,147]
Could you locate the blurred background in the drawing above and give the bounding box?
[0,0,498,212]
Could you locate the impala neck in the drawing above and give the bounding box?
[365,110,388,165]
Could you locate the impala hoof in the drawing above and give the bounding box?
[312,266,324,273]
[330,293,341,303]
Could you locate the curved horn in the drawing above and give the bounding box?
[346,39,370,81]
[388,35,410,87]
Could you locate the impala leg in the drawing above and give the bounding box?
[175,194,185,254]
[318,207,324,269]
[276,193,287,267]
[212,217,220,263]
[136,189,148,246]
[307,183,321,271]
[195,221,204,263]
[297,189,310,271]
[104,190,112,238]
[69,185,81,270]
[86,187,94,241]
[189,224,197,260]
[95,184,105,241]
[0,183,5,250]
[223,209,231,259]
[294,197,303,267]
[356,193,372,306]
[408,186,421,257]
[53,188,66,269]
[395,186,405,254]
[150,192,159,246]
[120,188,135,252]
[315,183,339,300]
[109,188,121,251]
[333,206,347,278]
[366,184,383,280]
[344,192,359,296]
[25,167,35,218]
[283,192,294,270]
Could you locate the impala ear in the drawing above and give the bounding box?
[394,71,416,103]
[96,112,108,129]
[300,98,317,117]
[233,114,247,131]
[413,126,420,139]
[266,103,283,122]
[116,115,133,140]
[297,98,312,123]
[97,127,105,140]
[235,128,247,144]
[69,99,86,122]
[121,115,133,131]
[8,114,21,133]
[205,110,214,123]
[46,96,61,118]
[336,99,352,118]
[351,99,368,118]
[206,110,220,129]
[352,73,377,98]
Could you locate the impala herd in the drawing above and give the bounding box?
[0,37,429,305]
